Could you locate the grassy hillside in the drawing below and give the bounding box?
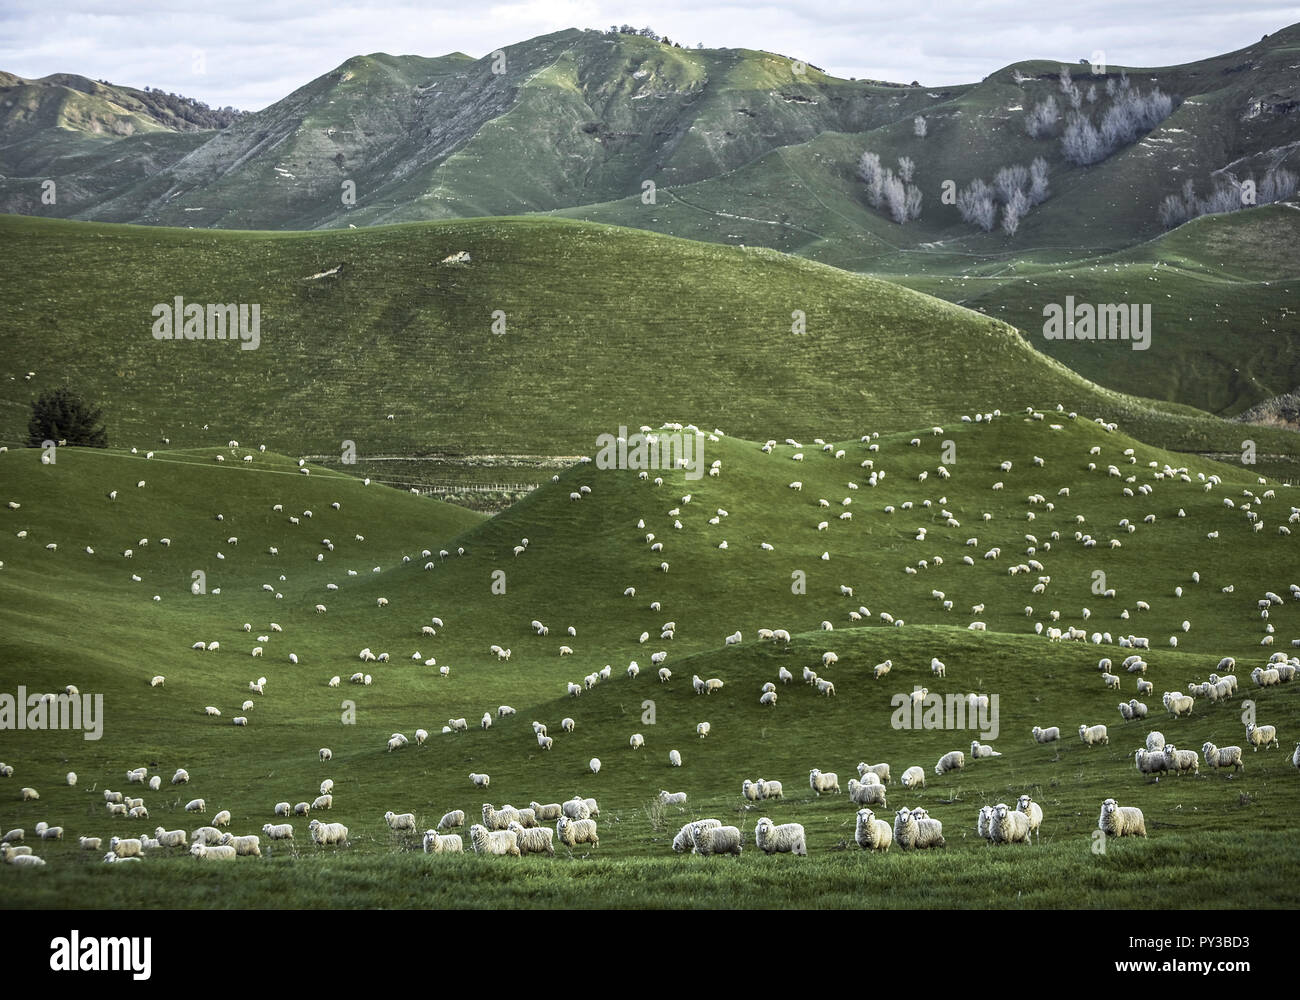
[1,411,1297,906]
[1,215,1295,483]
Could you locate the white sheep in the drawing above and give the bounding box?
[754,817,806,855]
[423,830,465,854]
[437,810,466,830]
[384,811,418,832]
[556,816,599,849]
[1246,723,1278,751]
[854,808,893,852]
[893,807,945,850]
[1201,742,1244,772]
[900,766,926,790]
[848,778,887,806]
[809,769,840,795]
[970,740,1002,759]
[212,810,232,827]
[184,798,205,813]
[1098,798,1146,837]
[935,750,965,775]
[308,820,349,846]
[319,748,333,762]
[691,824,740,856]
[154,827,188,849]
[696,722,710,738]
[469,772,491,787]
[1031,725,1060,744]
[262,823,294,840]
[1079,724,1109,746]
[1015,795,1043,839]
[989,803,1032,845]
[589,758,602,774]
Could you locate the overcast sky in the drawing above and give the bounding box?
[3,0,1298,111]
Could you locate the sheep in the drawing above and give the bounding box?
[697,722,711,738]
[307,820,349,846]
[1162,692,1195,717]
[319,748,333,762]
[754,817,807,855]
[854,808,893,852]
[589,757,602,774]
[893,807,945,850]
[190,843,238,861]
[1079,724,1109,746]
[170,768,190,785]
[1202,742,1244,772]
[384,811,418,833]
[212,809,232,827]
[469,772,491,788]
[692,824,741,856]
[822,651,839,668]
[262,823,294,840]
[989,803,1032,845]
[310,794,333,812]
[671,819,723,853]
[1098,798,1146,838]
[658,667,672,683]
[1101,672,1121,691]
[423,830,465,854]
[154,827,187,849]
[562,798,591,821]
[808,768,842,796]
[273,802,292,817]
[1246,723,1278,751]
[437,809,467,830]
[556,816,600,849]
[109,836,144,858]
[128,805,150,820]
[756,779,783,800]
[293,801,311,817]
[848,778,888,806]
[900,766,926,790]
[1136,678,1154,696]
[18,786,39,802]
[233,716,248,727]
[971,740,1002,759]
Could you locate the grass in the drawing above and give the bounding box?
[1,407,1297,907]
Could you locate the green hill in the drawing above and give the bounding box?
[1,411,1297,906]
[2,214,1295,484]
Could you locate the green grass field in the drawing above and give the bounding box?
[2,408,1297,907]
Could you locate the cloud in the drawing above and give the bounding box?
[0,0,1295,110]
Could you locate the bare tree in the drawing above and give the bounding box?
[994,164,1029,203]
[898,156,916,183]
[1024,96,1059,138]
[1028,156,1050,205]
[913,115,928,138]
[882,171,908,223]
[905,183,923,220]
[857,151,884,207]
[957,179,997,231]
[1002,188,1030,235]
[1058,65,1073,95]
[1062,111,1105,165]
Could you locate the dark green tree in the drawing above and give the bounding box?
[27,387,109,448]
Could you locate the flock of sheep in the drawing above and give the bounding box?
[2,407,1298,877]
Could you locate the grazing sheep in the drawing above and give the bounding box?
[274,802,291,817]
[754,817,807,855]
[629,733,645,750]
[894,807,945,850]
[556,816,599,849]
[20,787,39,801]
[384,811,418,833]
[809,769,840,795]
[672,819,723,853]
[857,762,891,785]
[423,830,464,854]
[971,740,1002,759]
[469,772,491,788]
[848,778,888,806]
[1079,724,1109,746]
[311,795,333,811]
[692,824,741,856]
[1161,692,1195,717]
[307,820,349,846]
[1246,723,1278,751]
[1015,795,1043,840]
[184,798,205,813]
[854,808,892,852]
[190,843,237,861]
[989,803,1032,845]
[319,748,332,762]
[293,802,311,816]
[1098,798,1146,838]
[212,810,232,827]
[109,836,144,858]
[696,722,710,738]
[900,766,926,790]
[153,827,187,848]
[1202,742,1244,772]
[262,823,294,840]
[1031,725,1061,744]
[935,750,965,775]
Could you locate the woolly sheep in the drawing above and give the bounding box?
[1246,723,1278,751]
[1201,742,1244,772]
[556,816,600,849]
[385,811,418,832]
[1079,724,1109,746]
[562,798,591,821]
[848,778,887,806]
[319,748,333,762]
[469,772,491,787]
[857,762,891,784]
[990,803,1032,845]
[190,843,237,861]
[696,722,711,738]
[589,758,602,774]
[854,808,892,852]
[423,830,464,854]
[262,823,294,840]
[692,824,740,856]
[109,836,144,858]
[935,750,965,775]
[668,749,682,767]
[900,766,926,790]
[630,733,645,750]
[754,817,807,855]
[894,807,945,850]
[809,769,840,795]
[274,802,291,817]
[1098,798,1146,837]
[308,819,349,846]
[154,827,187,849]
[1162,692,1194,717]
[672,819,722,853]
[438,809,467,830]
[212,809,231,827]
[971,740,1002,759]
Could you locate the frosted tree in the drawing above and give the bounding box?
[1062,111,1105,165]
[1024,96,1059,138]
[957,178,997,231]
[905,183,923,220]
[994,164,1029,204]
[914,115,928,138]
[898,156,916,183]
[1002,188,1030,235]
[857,151,884,207]
[1028,156,1050,205]
[882,171,908,223]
